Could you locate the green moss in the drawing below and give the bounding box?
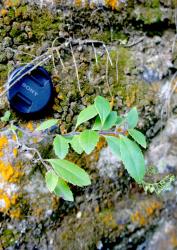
[138,7,163,25]
[145,0,160,8]
[14,5,28,18]
[31,9,61,41]
[8,8,15,18]
[0,229,19,248]
[90,30,128,44]
[15,54,34,63]
[91,46,147,106]
[0,67,8,87]
[3,15,11,25]
[10,22,22,37]
[172,0,177,8]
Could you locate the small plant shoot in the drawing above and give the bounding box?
[27,96,174,201]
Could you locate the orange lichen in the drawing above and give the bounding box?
[110,96,115,109]
[60,124,67,134]
[96,137,106,151]
[26,121,34,132]
[106,0,118,9]
[0,160,23,183]
[131,200,162,226]
[99,211,117,229]
[131,211,146,226]
[75,0,82,6]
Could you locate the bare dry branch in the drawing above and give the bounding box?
[70,43,81,94]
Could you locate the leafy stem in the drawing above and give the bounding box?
[1,96,174,202]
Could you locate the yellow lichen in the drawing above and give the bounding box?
[4,0,19,8]
[11,194,18,205]
[75,0,82,6]
[9,208,21,219]
[33,137,38,144]
[0,9,8,16]
[0,190,11,212]
[0,160,23,183]
[13,148,18,157]
[0,190,21,218]
[0,151,4,157]
[0,135,8,159]
[170,233,177,247]
[12,134,17,141]
[26,121,34,132]
[106,0,118,9]
[0,135,8,149]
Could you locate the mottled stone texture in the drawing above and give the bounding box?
[0,0,177,249]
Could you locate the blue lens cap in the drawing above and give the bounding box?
[7,65,53,117]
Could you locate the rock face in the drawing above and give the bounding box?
[0,0,177,249]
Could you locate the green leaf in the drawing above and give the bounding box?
[64,136,74,143]
[79,130,99,154]
[36,119,58,131]
[1,111,11,122]
[70,135,83,154]
[76,105,98,128]
[119,136,145,183]
[102,111,118,129]
[45,170,58,192]
[92,111,118,130]
[54,178,74,201]
[53,135,69,159]
[94,96,111,126]
[127,107,138,128]
[47,159,91,187]
[105,136,121,159]
[92,116,102,130]
[128,129,147,148]
[116,116,125,125]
